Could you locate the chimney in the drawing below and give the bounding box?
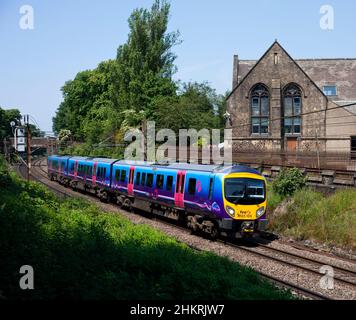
[232,54,239,89]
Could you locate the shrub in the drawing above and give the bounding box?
[272,168,307,197]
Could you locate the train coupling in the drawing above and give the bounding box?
[241,221,255,233]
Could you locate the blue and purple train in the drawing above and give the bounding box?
[47,155,268,238]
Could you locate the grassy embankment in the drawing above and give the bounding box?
[268,185,356,251]
[0,157,292,300]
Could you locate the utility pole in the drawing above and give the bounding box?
[25,115,31,183]
[314,107,321,172]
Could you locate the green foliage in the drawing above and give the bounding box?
[0,108,21,139]
[153,82,224,133]
[272,168,307,197]
[111,0,180,120]
[52,1,227,149]
[0,159,293,300]
[267,184,284,214]
[53,60,117,141]
[269,188,356,250]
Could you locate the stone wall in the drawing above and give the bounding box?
[227,41,329,150]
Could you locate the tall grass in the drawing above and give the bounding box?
[0,157,293,300]
[269,188,356,250]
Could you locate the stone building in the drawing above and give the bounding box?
[226,41,356,157]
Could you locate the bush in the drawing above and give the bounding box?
[272,168,307,197]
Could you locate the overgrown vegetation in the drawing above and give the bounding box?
[0,107,41,140]
[268,168,356,250]
[272,168,307,197]
[53,0,228,153]
[0,157,292,300]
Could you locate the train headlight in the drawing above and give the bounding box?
[256,206,265,218]
[226,206,235,217]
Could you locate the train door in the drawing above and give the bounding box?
[92,162,97,185]
[74,161,78,178]
[128,166,135,196]
[174,170,186,208]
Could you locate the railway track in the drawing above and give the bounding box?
[21,158,356,300]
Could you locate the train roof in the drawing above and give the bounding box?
[48,155,72,160]
[47,156,261,176]
[90,158,120,164]
[68,156,91,161]
[116,161,261,175]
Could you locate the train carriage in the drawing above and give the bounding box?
[47,155,70,183]
[47,156,268,239]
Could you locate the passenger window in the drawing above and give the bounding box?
[120,170,126,182]
[141,173,146,186]
[188,178,196,195]
[157,175,164,189]
[146,174,153,188]
[208,178,214,200]
[136,172,141,186]
[115,170,120,181]
[166,176,173,192]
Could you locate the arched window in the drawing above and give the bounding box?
[251,84,269,135]
[283,84,302,134]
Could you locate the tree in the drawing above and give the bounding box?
[52,60,117,140]
[153,82,224,133]
[53,0,180,145]
[0,108,21,140]
[111,0,180,123]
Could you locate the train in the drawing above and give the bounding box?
[47,155,268,239]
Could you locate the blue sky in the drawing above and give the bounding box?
[0,0,355,132]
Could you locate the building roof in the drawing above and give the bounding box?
[236,54,356,103]
[228,40,327,100]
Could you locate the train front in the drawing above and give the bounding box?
[221,171,268,237]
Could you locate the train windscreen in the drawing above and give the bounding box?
[224,178,265,205]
